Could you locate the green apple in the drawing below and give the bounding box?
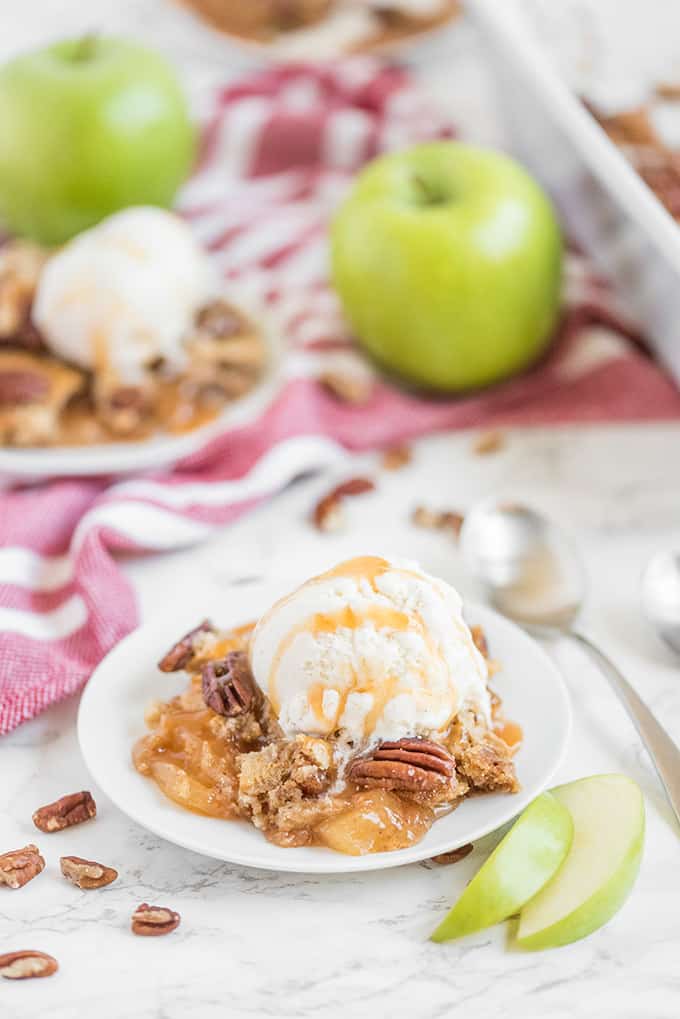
[430,792,573,943]
[0,35,195,244]
[517,774,645,950]
[331,141,563,391]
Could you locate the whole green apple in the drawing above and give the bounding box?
[331,141,563,391]
[0,36,195,245]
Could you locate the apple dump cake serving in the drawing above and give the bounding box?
[133,556,520,855]
[183,0,460,57]
[0,206,266,446]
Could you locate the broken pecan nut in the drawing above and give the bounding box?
[0,845,45,889]
[348,738,455,792]
[202,651,258,717]
[312,477,375,533]
[319,369,374,406]
[313,492,345,532]
[381,444,412,471]
[331,477,375,498]
[430,843,474,865]
[158,619,215,673]
[0,369,49,406]
[411,506,464,537]
[0,950,58,980]
[32,791,96,833]
[60,856,118,889]
[131,903,181,937]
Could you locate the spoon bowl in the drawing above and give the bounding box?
[641,550,680,656]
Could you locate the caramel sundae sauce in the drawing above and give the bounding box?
[494,720,523,753]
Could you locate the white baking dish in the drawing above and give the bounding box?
[467,0,680,385]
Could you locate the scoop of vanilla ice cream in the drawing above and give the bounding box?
[33,207,216,384]
[249,556,490,746]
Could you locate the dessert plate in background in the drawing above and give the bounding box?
[78,583,572,874]
[0,318,283,480]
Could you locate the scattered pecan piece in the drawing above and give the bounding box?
[331,477,375,498]
[381,444,412,471]
[0,950,58,980]
[312,477,375,533]
[430,843,474,866]
[411,505,464,537]
[158,619,215,672]
[202,651,258,717]
[472,429,506,455]
[319,369,374,406]
[0,845,45,889]
[0,369,49,406]
[131,903,181,937]
[60,856,118,889]
[348,738,455,793]
[32,791,96,833]
[470,624,489,659]
[313,492,345,532]
[655,81,680,101]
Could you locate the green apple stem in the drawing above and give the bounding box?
[70,33,98,62]
[411,173,447,207]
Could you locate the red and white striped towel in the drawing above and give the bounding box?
[2,60,680,736]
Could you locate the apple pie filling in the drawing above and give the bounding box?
[133,617,520,856]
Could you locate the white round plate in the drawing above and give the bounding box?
[78,586,571,874]
[0,321,283,480]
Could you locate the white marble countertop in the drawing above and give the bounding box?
[3,424,680,1019]
[3,3,680,1016]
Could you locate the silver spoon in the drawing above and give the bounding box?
[641,550,680,656]
[460,499,680,828]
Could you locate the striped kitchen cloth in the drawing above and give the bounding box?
[2,59,680,735]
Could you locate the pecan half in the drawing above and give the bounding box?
[430,843,474,866]
[32,791,96,833]
[131,903,181,937]
[158,619,215,673]
[202,651,258,717]
[0,951,58,980]
[0,369,49,406]
[0,845,45,889]
[348,738,455,793]
[60,856,118,889]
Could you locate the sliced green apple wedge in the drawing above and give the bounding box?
[517,774,645,950]
[430,792,573,943]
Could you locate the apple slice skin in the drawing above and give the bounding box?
[430,792,573,943]
[517,775,645,951]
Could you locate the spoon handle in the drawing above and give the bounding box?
[572,629,680,829]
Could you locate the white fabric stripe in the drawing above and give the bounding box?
[0,595,87,640]
[0,547,73,592]
[71,503,215,555]
[109,435,347,509]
